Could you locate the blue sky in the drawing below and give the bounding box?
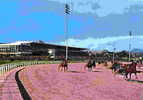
[0,0,143,51]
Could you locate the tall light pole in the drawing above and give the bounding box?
[65,4,70,60]
[129,31,132,61]
[111,42,116,63]
[113,47,116,63]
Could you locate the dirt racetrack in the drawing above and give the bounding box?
[18,63,143,100]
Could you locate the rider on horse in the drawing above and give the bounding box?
[112,60,138,80]
[58,58,68,72]
[85,58,96,72]
[124,60,138,80]
[87,59,93,72]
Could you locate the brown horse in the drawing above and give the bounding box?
[58,60,68,72]
[124,62,138,80]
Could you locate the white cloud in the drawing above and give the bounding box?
[48,0,143,16]
[21,0,143,17]
[130,0,143,1]
[55,35,143,51]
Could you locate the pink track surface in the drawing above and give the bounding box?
[19,63,143,100]
[0,67,23,100]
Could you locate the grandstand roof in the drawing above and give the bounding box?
[0,41,88,50]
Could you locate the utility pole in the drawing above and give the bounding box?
[129,31,132,61]
[65,4,70,60]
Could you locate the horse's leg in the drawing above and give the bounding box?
[92,65,95,71]
[113,69,116,76]
[87,67,89,72]
[134,72,138,79]
[88,67,91,72]
[84,65,87,71]
[91,66,93,71]
[58,65,61,72]
[60,67,63,72]
[65,66,68,72]
[90,66,93,72]
[64,67,67,72]
[123,72,126,79]
[89,67,92,72]
[113,70,118,77]
[123,70,126,79]
[66,67,68,72]
[112,68,115,73]
[59,67,61,72]
[125,72,128,80]
[129,72,132,80]
[93,66,95,71]
[63,66,66,72]
[58,66,59,72]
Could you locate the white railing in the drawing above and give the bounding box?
[0,61,61,76]
[0,61,48,76]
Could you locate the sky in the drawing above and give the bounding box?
[0,0,143,51]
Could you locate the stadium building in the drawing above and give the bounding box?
[0,41,89,60]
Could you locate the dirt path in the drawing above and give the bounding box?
[19,63,143,100]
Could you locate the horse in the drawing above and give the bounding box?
[92,60,96,70]
[84,59,96,72]
[58,59,68,72]
[124,62,138,80]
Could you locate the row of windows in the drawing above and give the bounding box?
[0,48,18,52]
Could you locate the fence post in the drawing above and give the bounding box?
[6,65,8,73]
[4,65,6,73]
[0,67,1,75]
[1,67,3,75]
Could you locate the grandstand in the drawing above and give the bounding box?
[0,41,89,60]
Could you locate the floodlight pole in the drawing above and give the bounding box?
[111,42,116,63]
[113,47,116,63]
[65,14,68,60]
[129,31,132,61]
[65,4,70,60]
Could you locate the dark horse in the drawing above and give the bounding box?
[124,62,138,80]
[111,61,122,76]
[84,59,96,72]
[58,59,68,72]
